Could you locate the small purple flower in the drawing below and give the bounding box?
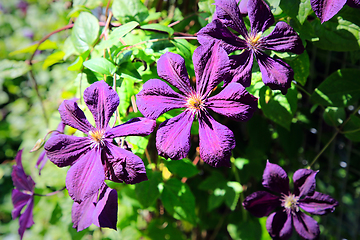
[11,149,35,240]
[44,80,156,203]
[311,0,360,23]
[243,161,338,240]
[197,0,304,94]
[72,184,118,231]
[136,41,258,167]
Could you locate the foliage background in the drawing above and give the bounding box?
[0,0,360,239]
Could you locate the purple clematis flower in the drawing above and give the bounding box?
[243,161,338,240]
[311,0,360,23]
[44,80,156,203]
[72,184,118,231]
[136,41,258,167]
[11,149,35,240]
[197,0,304,94]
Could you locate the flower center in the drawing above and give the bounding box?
[281,193,300,214]
[246,32,262,51]
[186,94,203,112]
[89,129,105,144]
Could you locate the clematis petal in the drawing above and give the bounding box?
[105,143,148,184]
[93,185,118,230]
[44,135,92,167]
[59,100,94,133]
[198,112,235,167]
[248,0,274,34]
[157,52,192,95]
[213,0,248,36]
[262,161,290,194]
[261,22,304,54]
[66,149,105,203]
[18,198,34,239]
[12,150,35,192]
[242,191,280,217]
[207,82,258,121]
[83,80,119,129]
[266,211,293,240]
[293,169,318,197]
[293,212,320,240]
[72,191,97,231]
[156,111,194,160]
[256,52,293,94]
[136,79,186,119]
[193,41,231,97]
[228,50,254,87]
[310,0,347,23]
[11,189,32,219]
[299,191,339,215]
[106,117,156,138]
[239,0,249,14]
[347,0,360,7]
[197,19,247,53]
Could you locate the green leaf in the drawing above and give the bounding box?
[311,69,360,107]
[198,0,215,15]
[117,62,142,82]
[161,178,197,224]
[233,158,249,170]
[279,0,312,24]
[323,107,346,127]
[227,220,262,240]
[117,78,138,116]
[208,188,226,211]
[67,56,84,71]
[42,51,65,69]
[0,60,30,79]
[112,0,149,24]
[135,168,162,208]
[288,51,309,86]
[343,115,360,142]
[198,171,227,191]
[164,158,199,178]
[9,40,57,56]
[171,39,193,60]
[83,58,117,75]
[141,24,174,36]
[224,181,243,211]
[71,12,99,53]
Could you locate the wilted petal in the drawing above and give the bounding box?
[256,52,293,94]
[266,211,293,240]
[83,80,119,129]
[11,189,31,219]
[198,113,235,167]
[66,149,105,202]
[229,50,254,87]
[293,169,318,197]
[194,41,231,97]
[293,212,320,240]
[59,100,94,133]
[18,198,34,239]
[136,79,186,119]
[261,22,304,54]
[299,191,339,215]
[105,143,148,184]
[12,150,35,192]
[157,52,192,95]
[262,161,290,194]
[310,0,347,23]
[156,111,194,160]
[197,19,247,53]
[248,0,274,33]
[207,82,258,121]
[106,117,156,138]
[44,135,92,167]
[93,185,118,230]
[242,191,280,217]
[72,191,97,231]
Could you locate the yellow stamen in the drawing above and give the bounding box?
[247,32,262,49]
[281,193,300,214]
[186,94,203,111]
[89,129,105,143]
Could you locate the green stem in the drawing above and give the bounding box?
[231,159,247,221]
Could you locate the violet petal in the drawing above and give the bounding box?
[293,211,320,240]
[248,0,274,33]
[262,161,290,194]
[198,112,235,167]
[11,189,31,219]
[347,0,360,8]
[310,0,347,23]
[12,150,35,192]
[266,211,293,240]
[228,50,254,87]
[239,0,249,14]
[18,198,34,239]
[72,191,97,231]
[106,117,156,138]
[93,185,118,230]
[136,79,186,119]
[242,190,280,217]
[58,100,94,133]
[299,191,339,215]
[156,111,194,160]
[293,169,318,197]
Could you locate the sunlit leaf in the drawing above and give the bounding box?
[71,12,99,53]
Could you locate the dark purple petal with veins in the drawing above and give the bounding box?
[299,191,339,215]
[83,80,119,129]
[157,52,192,95]
[293,169,318,197]
[261,22,304,54]
[256,52,293,94]
[44,135,92,167]
[136,79,186,119]
[93,185,118,230]
[193,41,231,97]
[156,111,194,160]
[18,198,34,239]
[12,150,35,192]
[12,189,31,219]
[207,82,258,121]
[229,50,254,87]
[248,0,274,33]
[197,19,247,53]
[59,100,94,133]
[242,191,280,217]
[262,161,290,194]
[105,142,148,184]
[106,117,156,138]
[72,191,96,231]
[310,0,347,23]
[293,212,320,240]
[266,211,293,240]
[347,0,360,7]
[66,149,105,203]
[198,113,235,167]
[213,0,248,36]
